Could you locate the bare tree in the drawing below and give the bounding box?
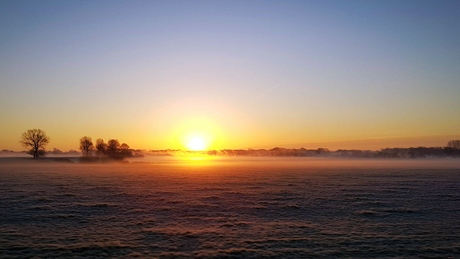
[107,139,120,155]
[20,129,50,159]
[106,139,123,159]
[447,140,460,149]
[79,136,94,156]
[120,143,132,157]
[120,143,129,150]
[95,138,107,157]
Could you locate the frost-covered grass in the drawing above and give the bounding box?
[0,158,459,258]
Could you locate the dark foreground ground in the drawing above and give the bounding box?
[1,157,459,258]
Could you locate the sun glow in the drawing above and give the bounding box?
[186,136,208,151]
[172,116,222,151]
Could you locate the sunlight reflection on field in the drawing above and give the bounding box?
[126,156,460,170]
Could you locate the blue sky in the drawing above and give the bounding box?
[1,0,460,150]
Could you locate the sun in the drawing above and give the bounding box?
[174,117,220,151]
[186,136,209,151]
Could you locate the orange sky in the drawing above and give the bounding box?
[1,1,459,151]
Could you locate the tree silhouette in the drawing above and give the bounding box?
[120,143,129,150]
[20,129,50,159]
[447,140,460,149]
[83,137,133,160]
[120,143,132,157]
[79,136,94,156]
[95,138,107,157]
[107,139,120,154]
[105,139,122,159]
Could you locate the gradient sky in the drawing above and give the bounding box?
[1,0,460,151]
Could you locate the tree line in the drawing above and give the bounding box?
[80,136,133,160]
[19,129,133,160]
[18,128,460,159]
[204,145,460,158]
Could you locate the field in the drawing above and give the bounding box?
[1,157,459,258]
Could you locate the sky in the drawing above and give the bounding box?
[1,0,460,151]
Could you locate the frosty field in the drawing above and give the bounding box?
[1,157,459,258]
